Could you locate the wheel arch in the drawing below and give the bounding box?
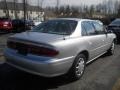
[76,50,89,62]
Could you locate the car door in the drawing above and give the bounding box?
[81,21,105,60]
[92,21,110,53]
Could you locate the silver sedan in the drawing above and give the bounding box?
[4,18,116,80]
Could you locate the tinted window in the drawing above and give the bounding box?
[111,19,120,25]
[32,20,77,35]
[82,21,96,35]
[92,21,105,34]
[81,23,87,36]
[12,20,24,26]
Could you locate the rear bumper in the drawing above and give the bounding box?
[0,28,12,32]
[4,48,74,77]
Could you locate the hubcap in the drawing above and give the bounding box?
[75,58,85,76]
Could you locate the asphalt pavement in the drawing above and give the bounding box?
[0,33,120,90]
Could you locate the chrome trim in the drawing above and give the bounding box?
[90,43,110,52]
[51,56,75,63]
[86,51,106,64]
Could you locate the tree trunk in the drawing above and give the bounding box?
[4,0,9,18]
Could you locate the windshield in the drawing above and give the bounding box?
[111,19,120,25]
[32,20,77,35]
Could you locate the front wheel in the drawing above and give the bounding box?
[68,54,86,80]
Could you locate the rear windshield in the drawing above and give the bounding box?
[111,19,120,25]
[32,20,77,35]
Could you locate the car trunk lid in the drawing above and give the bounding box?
[10,31,65,44]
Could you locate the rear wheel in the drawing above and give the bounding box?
[68,54,86,80]
[107,41,115,55]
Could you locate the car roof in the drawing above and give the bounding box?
[51,18,94,22]
[115,18,120,20]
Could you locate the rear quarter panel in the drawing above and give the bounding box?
[105,33,116,50]
[52,36,90,61]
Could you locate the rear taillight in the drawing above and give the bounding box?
[29,45,59,57]
[3,21,9,26]
[7,41,59,57]
[3,21,12,29]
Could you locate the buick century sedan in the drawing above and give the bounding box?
[4,18,116,80]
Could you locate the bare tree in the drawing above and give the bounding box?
[3,0,9,17]
[117,3,120,17]
[13,0,18,19]
[38,0,44,11]
[22,0,29,19]
[26,0,29,19]
[89,5,95,17]
[54,0,60,16]
[40,0,44,9]
[22,0,26,30]
[56,0,59,8]
[37,0,44,20]
[114,0,120,14]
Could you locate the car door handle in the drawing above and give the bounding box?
[102,40,105,41]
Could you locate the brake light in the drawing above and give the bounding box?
[3,21,9,24]
[7,41,59,57]
[3,21,12,29]
[29,45,59,57]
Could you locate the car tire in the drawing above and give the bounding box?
[107,41,115,55]
[68,54,86,80]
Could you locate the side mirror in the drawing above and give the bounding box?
[104,26,113,33]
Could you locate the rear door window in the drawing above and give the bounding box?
[81,23,87,36]
[92,21,105,34]
[81,21,97,36]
